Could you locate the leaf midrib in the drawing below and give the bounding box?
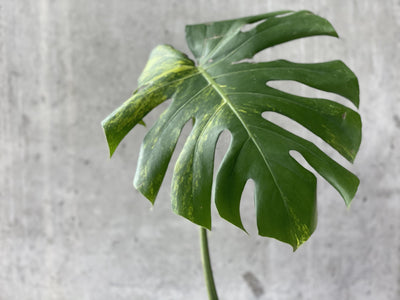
[197,66,288,205]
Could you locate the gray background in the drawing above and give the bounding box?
[1,0,399,299]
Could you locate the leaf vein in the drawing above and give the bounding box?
[198,66,289,206]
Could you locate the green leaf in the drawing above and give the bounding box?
[102,10,361,250]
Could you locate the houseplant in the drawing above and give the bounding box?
[102,10,361,299]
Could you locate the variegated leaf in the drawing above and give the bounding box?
[102,11,361,250]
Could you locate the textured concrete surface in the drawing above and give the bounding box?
[1,0,399,299]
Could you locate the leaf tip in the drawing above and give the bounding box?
[331,28,340,38]
[342,175,360,207]
[107,142,117,158]
[291,233,312,251]
[353,77,360,109]
[133,179,158,206]
[101,119,118,158]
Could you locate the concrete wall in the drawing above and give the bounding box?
[1,0,399,299]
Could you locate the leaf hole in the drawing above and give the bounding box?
[261,111,352,169]
[213,129,232,178]
[231,58,255,65]
[162,118,195,197]
[289,150,315,174]
[240,12,295,33]
[288,150,343,206]
[274,11,296,18]
[240,20,266,33]
[240,179,257,235]
[142,98,172,128]
[252,37,341,63]
[266,80,354,108]
[212,129,232,219]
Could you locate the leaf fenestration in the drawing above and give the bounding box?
[103,11,361,250]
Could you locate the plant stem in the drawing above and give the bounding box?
[200,227,219,300]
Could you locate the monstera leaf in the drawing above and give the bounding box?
[102,10,361,250]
